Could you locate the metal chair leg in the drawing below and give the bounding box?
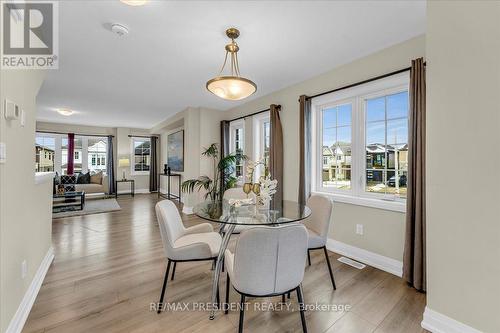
[307,249,311,266]
[282,294,286,303]
[157,260,171,314]
[296,285,308,333]
[225,274,230,314]
[323,246,336,290]
[238,294,246,333]
[170,262,177,281]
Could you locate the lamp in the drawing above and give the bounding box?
[118,158,130,180]
[206,28,257,101]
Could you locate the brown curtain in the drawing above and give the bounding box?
[269,104,283,209]
[403,58,426,292]
[220,120,230,191]
[149,136,158,192]
[298,95,312,206]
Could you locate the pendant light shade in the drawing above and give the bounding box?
[206,28,257,101]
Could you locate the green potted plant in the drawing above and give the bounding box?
[181,143,246,202]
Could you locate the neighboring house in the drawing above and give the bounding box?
[35,144,55,172]
[88,140,107,173]
[134,141,150,171]
[322,144,352,182]
[366,143,408,182]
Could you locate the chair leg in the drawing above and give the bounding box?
[157,260,172,314]
[288,292,291,299]
[281,294,286,303]
[296,285,308,333]
[170,262,177,281]
[238,294,246,333]
[225,274,230,314]
[307,249,311,266]
[217,283,221,309]
[323,246,336,290]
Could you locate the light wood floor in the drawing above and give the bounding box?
[23,194,427,333]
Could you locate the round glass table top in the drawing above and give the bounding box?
[193,199,311,225]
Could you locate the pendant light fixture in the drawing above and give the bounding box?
[206,28,257,101]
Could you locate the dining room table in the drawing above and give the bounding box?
[193,199,312,320]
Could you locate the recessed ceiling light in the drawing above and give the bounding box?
[57,108,73,116]
[120,0,148,6]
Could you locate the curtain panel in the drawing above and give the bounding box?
[298,95,312,206]
[149,136,159,192]
[269,104,283,209]
[67,133,75,175]
[106,136,116,194]
[403,58,427,292]
[220,120,231,191]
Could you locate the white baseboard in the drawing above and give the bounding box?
[6,247,54,333]
[116,188,150,195]
[421,307,483,333]
[182,206,193,214]
[326,239,403,277]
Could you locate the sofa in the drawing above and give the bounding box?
[55,172,109,195]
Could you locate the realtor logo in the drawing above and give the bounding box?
[1,0,59,69]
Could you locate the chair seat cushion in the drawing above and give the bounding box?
[173,232,222,260]
[307,228,326,249]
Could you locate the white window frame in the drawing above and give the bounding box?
[130,137,151,176]
[229,119,245,183]
[311,73,409,212]
[252,112,270,181]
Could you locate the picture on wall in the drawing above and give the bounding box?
[167,130,184,172]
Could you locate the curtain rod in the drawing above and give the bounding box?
[37,130,114,138]
[228,105,281,123]
[305,64,425,101]
[128,134,159,138]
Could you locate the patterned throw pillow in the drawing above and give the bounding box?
[60,174,77,192]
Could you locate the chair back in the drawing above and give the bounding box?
[303,195,332,240]
[232,224,308,296]
[155,200,185,259]
[223,187,252,200]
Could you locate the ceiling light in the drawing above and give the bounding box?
[206,28,256,101]
[111,23,129,37]
[120,0,148,6]
[57,108,73,116]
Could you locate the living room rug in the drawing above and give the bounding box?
[53,198,121,219]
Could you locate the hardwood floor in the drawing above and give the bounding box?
[23,194,427,333]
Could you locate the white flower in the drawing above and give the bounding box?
[258,174,278,204]
[228,198,253,207]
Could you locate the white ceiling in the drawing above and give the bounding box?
[36,0,426,129]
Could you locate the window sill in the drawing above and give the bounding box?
[311,191,406,213]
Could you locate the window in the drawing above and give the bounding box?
[35,134,55,172]
[252,112,271,180]
[35,133,108,175]
[229,121,245,181]
[313,74,409,210]
[131,137,151,174]
[88,137,107,173]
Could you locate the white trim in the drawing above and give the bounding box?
[421,307,483,333]
[34,172,55,185]
[117,188,150,195]
[313,190,406,213]
[6,247,54,333]
[326,239,402,277]
[182,206,193,214]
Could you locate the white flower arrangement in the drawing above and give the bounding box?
[245,158,264,183]
[258,174,278,204]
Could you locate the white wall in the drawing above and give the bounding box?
[425,1,500,332]
[223,35,425,261]
[0,69,50,333]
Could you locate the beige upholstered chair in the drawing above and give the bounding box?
[222,187,256,234]
[155,200,222,313]
[303,195,336,289]
[224,224,308,333]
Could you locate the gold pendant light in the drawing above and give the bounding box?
[206,28,257,101]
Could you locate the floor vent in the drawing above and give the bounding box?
[338,256,366,270]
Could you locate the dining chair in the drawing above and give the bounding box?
[155,199,222,313]
[303,195,336,290]
[224,224,309,333]
[222,187,256,234]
